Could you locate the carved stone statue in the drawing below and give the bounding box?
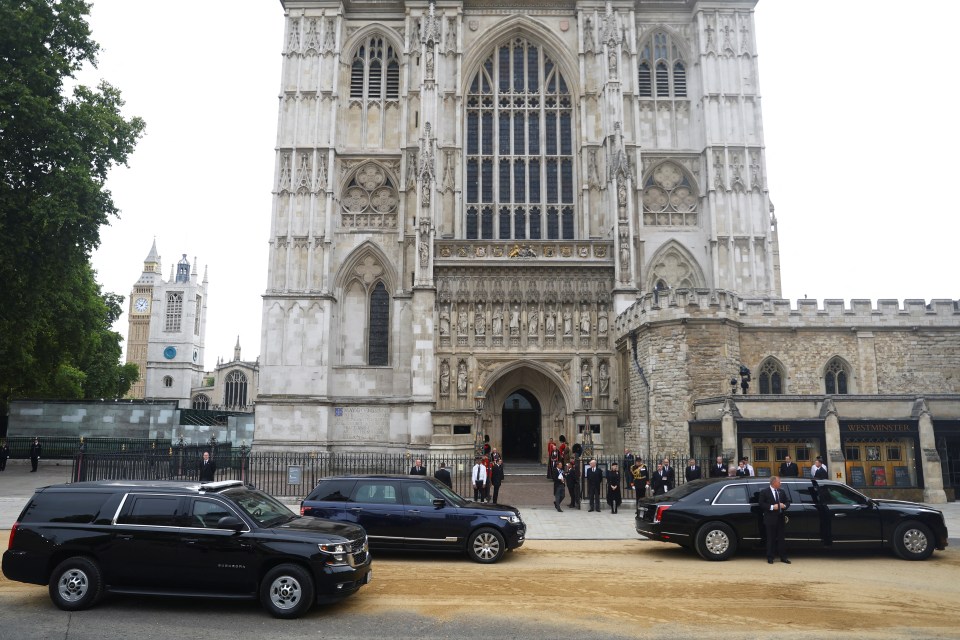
[419,240,429,267]
[599,361,609,396]
[439,305,450,336]
[439,359,450,395]
[545,306,556,335]
[457,360,467,395]
[527,307,539,335]
[579,305,591,335]
[584,17,595,52]
[563,309,573,336]
[581,362,592,393]
[509,304,520,336]
[458,304,468,335]
[598,304,608,335]
[493,305,503,336]
[475,303,485,336]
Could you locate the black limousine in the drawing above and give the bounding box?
[635,477,948,561]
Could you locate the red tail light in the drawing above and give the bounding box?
[300,506,306,516]
[654,505,671,524]
[8,522,18,549]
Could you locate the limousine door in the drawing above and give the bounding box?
[815,483,883,547]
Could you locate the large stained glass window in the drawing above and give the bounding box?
[465,38,575,240]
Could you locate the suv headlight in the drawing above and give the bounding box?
[500,514,522,525]
[318,543,348,565]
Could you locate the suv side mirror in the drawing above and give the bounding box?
[217,516,245,531]
[432,498,446,509]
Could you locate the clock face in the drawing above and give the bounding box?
[135,297,149,312]
[163,346,177,360]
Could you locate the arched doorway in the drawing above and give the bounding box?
[501,390,541,461]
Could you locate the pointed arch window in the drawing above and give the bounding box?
[824,358,850,395]
[465,38,575,240]
[224,370,248,408]
[163,376,173,388]
[350,36,400,100]
[758,359,785,394]
[192,394,210,410]
[368,281,390,366]
[638,32,687,99]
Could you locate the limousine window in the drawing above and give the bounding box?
[118,495,181,526]
[714,484,750,505]
[818,484,866,506]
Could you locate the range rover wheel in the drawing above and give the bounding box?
[893,521,934,561]
[49,557,103,611]
[467,527,505,564]
[260,563,315,619]
[694,522,737,561]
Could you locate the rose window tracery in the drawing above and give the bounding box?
[642,161,698,226]
[341,163,399,229]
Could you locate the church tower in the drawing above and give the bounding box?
[125,240,162,398]
[143,253,209,407]
[256,0,779,454]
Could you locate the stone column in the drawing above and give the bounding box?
[918,400,947,504]
[720,398,738,462]
[822,399,845,484]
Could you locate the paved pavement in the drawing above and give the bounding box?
[1,460,958,543]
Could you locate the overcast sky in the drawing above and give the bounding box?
[81,0,959,366]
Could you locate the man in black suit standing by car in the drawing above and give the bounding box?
[779,455,799,478]
[490,457,505,503]
[434,462,453,488]
[661,458,676,491]
[409,459,427,475]
[759,476,791,564]
[684,458,701,482]
[709,455,728,478]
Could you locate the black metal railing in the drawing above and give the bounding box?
[71,451,478,498]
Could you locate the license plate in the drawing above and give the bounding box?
[366,571,373,584]
[638,507,646,517]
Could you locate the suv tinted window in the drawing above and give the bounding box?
[117,495,182,526]
[189,498,236,528]
[352,481,399,505]
[308,480,357,502]
[20,491,113,524]
[405,482,440,506]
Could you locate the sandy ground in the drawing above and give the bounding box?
[339,541,960,639]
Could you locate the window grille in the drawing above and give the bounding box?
[758,359,784,394]
[224,371,248,408]
[368,282,389,365]
[165,292,183,332]
[638,32,687,100]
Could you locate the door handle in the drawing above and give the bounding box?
[116,534,133,541]
[409,510,420,514]
[184,538,200,545]
[834,513,846,518]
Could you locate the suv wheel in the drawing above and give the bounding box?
[49,557,103,611]
[892,521,934,560]
[694,522,737,561]
[260,563,315,619]
[467,527,505,564]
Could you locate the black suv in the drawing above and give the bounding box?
[2,480,371,618]
[301,475,525,563]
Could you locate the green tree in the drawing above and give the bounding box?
[0,0,145,413]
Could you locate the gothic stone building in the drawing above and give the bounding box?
[255,0,960,501]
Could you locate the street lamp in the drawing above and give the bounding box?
[581,382,594,459]
[474,386,486,458]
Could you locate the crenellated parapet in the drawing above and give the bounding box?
[615,290,960,334]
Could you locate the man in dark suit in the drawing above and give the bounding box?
[758,476,791,564]
[811,456,828,480]
[779,455,799,477]
[434,462,452,488]
[709,455,728,478]
[661,458,676,491]
[584,459,603,512]
[29,437,42,472]
[199,451,217,481]
[490,459,505,503]
[409,459,427,475]
[684,458,701,482]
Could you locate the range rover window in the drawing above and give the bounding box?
[352,481,399,505]
[20,491,112,524]
[405,483,441,506]
[309,479,357,502]
[713,484,750,505]
[189,498,236,528]
[117,495,182,527]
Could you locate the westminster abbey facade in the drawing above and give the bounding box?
[256,1,960,501]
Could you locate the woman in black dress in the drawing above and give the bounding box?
[606,462,622,514]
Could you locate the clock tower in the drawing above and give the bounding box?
[125,240,162,399]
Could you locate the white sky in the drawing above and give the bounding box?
[82,0,959,366]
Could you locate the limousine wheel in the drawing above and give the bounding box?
[468,528,505,564]
[261,564,315,619]
[49,557,103,611]
[694,522,737,561]
[893,521,934,561]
